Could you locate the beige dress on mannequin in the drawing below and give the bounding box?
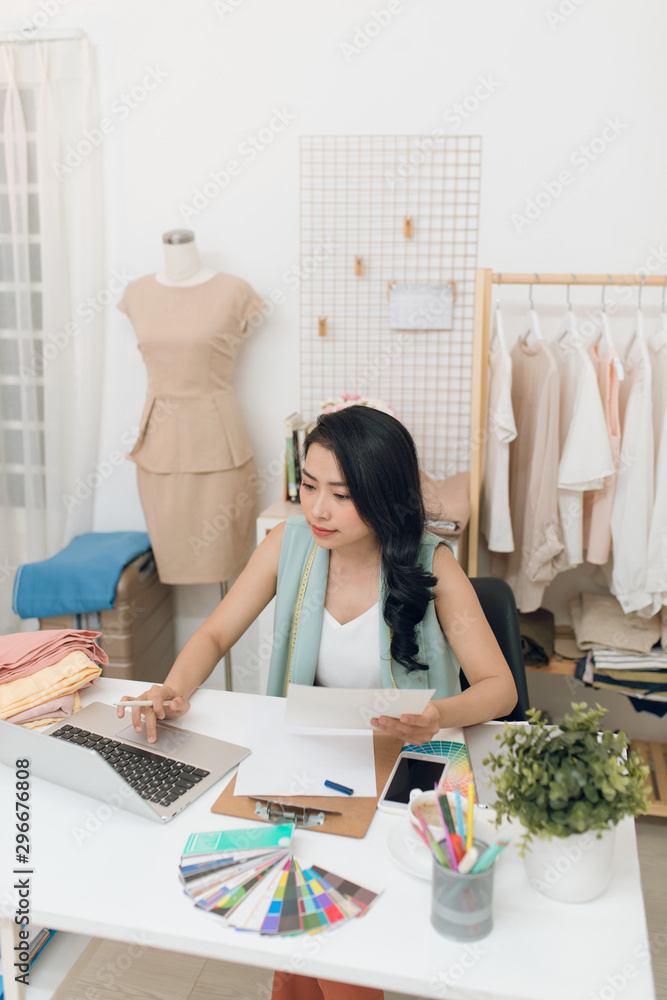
[117,272,265,585]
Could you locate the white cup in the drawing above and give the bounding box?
[408,788,448,839]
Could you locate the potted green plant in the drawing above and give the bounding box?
[484,702,650,902]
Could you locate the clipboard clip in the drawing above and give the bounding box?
[249,797,342,828]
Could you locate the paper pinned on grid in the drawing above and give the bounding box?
[388,282,454,331]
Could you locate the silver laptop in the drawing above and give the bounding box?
[463,721,531,807]
[0,701,250,824]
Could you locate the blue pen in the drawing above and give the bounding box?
[455,781,465,840]
[324,779,354,796]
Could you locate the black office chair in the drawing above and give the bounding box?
[459,576,530,723]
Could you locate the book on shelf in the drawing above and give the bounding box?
[284,412,307,502]
[0,925,57,997]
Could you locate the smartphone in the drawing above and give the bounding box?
[377,751,448,815]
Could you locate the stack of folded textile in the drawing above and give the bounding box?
[0,630,108,728]
[569,593,667,706]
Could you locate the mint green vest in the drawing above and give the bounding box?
[266,516,462,699]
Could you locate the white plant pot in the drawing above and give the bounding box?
[523,826,616,903]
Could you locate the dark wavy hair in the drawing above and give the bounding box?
[304,405,436,672]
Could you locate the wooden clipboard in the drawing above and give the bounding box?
[211,731,404,838]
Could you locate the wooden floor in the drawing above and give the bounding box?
[54,816,667,1000]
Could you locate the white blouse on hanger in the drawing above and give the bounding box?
[584,341,622,566]
[480,308,516,553]
[610,327,654,614]
[645,323,667,614]
[505,338,566,613]
[553,319,614,568]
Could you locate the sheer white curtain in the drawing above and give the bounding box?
[0,38,105,632]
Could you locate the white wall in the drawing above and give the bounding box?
[4,0,666,691]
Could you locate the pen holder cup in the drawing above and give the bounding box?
[431,839,495,942]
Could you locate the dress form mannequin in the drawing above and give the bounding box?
[119,229,265,691]
[155,229,217,287]
[160,233,233,687]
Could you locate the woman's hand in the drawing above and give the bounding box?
[116,684,190,743]
[370,700,441,745]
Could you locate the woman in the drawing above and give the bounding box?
[118,405,516,1000]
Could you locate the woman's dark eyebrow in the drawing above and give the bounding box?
[301,467,347,487]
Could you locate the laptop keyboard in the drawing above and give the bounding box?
[50,724,210,808]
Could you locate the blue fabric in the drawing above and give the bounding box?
[12,532,152,619]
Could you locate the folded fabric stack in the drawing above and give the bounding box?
[576,648,667,703]
[569,593,667,708]
[0,630,107,728]
[569,592,661,655]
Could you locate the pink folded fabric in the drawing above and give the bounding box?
[0,629,108,685]
[9,693,76,724]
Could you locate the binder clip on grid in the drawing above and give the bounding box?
[249,797,342,828]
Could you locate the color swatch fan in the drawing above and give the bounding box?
[402,739,473,795]
[179,825,382,935]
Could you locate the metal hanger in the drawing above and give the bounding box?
[600,279,624,381]
[626,276,647,357]
[635,275,646,341]
[491,296,508,352]
[557,276,580,344]
[520,274,543,343]
[660,280,667,336]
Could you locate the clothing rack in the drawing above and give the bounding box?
[468,269,667,576]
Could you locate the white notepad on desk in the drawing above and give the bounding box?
[284,684,435,731]
[234,698,377,797]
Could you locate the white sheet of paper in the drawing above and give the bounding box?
[389,282,454,331]
[284,684,435,731]
[234,698,377,797]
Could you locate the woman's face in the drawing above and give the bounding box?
[299,444,375,551]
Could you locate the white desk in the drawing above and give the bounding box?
[0,678,656,1000]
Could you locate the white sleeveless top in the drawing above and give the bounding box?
[315,602,383,688]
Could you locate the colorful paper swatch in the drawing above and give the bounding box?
[179,827,382,936]
[401,740,472,795]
